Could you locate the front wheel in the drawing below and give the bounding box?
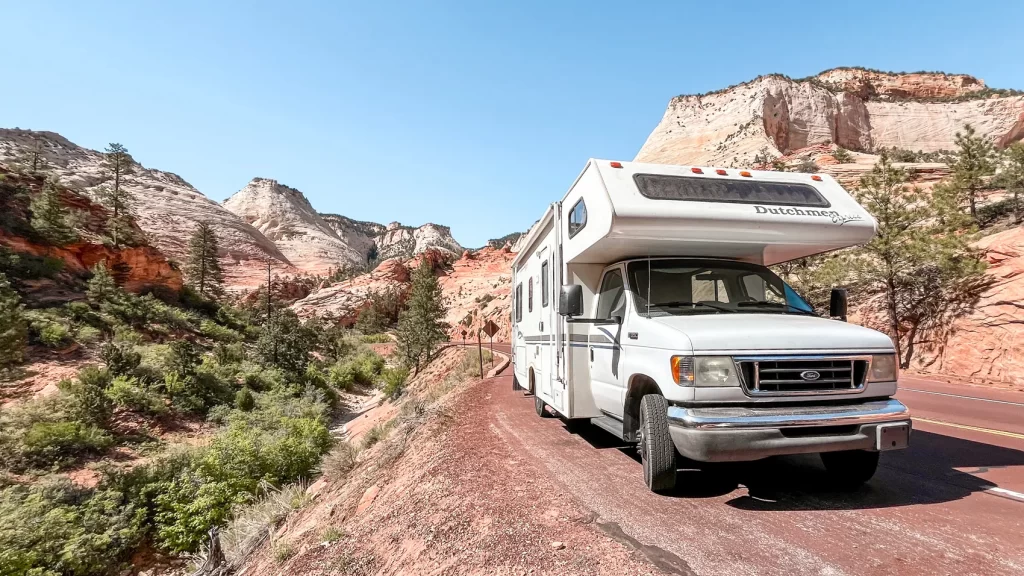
[639,394,676,493]
[820,450,879,489]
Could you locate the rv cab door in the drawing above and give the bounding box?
[589,266,627,417]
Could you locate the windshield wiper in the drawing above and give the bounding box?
[736,301,816,316]
[651,300,734,314]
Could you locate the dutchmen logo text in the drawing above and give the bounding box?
[753,205,864,226]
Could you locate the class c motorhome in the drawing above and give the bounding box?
[510,159,911,493]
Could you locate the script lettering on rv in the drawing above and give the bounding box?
[753,205,864,226]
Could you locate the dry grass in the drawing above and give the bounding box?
[220,481,311,566]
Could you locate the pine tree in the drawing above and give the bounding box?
[846,153,985,367]
[97,143,137,247]
[997,142,1024,225]
[185,221,224,299]
[30,177,77,245]
[87,261,120,305]
[949,124,996,221]
[396,259,448,372]
[0,272,28,368]
[14,140,48,175]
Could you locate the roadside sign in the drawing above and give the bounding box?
[483,320,500,338]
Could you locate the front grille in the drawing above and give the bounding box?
[737,357,868,396]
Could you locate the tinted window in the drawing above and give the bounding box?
[568,199,587,237]
[634,173,830,208]
[596,269,626,319]
[541,261,549,307]
[528,278,533,313]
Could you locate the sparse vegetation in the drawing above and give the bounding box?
[832,147,853,163]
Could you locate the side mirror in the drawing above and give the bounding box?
[829,288,848,321]
[559,284,583,317]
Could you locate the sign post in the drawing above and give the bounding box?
[483,320,500,368]
[476,329,484,378]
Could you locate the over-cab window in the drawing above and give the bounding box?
[528,278,533,312]
[541,261,549,307]
[634,173,830,208]
[568,198,587,238]
[514,283,522,322]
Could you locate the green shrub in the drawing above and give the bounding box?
[256,310,317,376]
[60,367,114,427]
[833,147,853,163]
[101,341,142,376]
[167,340,200,379]
[274,540,296,563]
[0,479,146,576]
[74,325,102,345]
[28,314,72,348]
[165,370,230,414]
[0,247,64,280]
[235,388,255,411]
[361,420,392,450]
[201,319,242,343]
[358,333,391,343]
[21,420,113,464]
[106,376,166,415]
[328,362,357,392]
[212,342,245,366]
[381,366,409,400]
[351,351,384,385]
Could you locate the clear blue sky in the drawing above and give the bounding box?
[3,1,1022,247]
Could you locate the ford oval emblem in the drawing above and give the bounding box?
[800,370,821,381]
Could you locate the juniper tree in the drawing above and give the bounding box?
[949,124,996,221]
[396,258,448,372]
[846,153,985,367]
[87,261,120,305]
[185,221,224,299]
[30,177,77,245]
[97,143,137,247]
[0,272,28,368]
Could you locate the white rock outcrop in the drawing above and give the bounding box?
[636,69,1024,166]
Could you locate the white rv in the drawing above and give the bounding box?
[510,159,910,493]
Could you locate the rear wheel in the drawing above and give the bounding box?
[535,395,552,417]
[820,450,879,489]
[512,374,520,391]
[638,394,676,493]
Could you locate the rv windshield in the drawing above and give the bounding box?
[626,259,815,317]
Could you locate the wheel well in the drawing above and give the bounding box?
[623,374,661,442]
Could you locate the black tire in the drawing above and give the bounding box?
[820,450,879,489]
[535,394,552,417]
[512,374,520,391]
[638,394,676,493]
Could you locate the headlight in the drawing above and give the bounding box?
[671,356,740,387]
[868,354,898,382]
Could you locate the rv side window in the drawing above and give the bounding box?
[515,283,522,322]
[568,199,587,238]
[528,278,534,312]
[596,269,626,319]
[634,173,830,208]
[541,261,549,307]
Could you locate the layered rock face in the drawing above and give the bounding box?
[223,178,371,274]
[375,221,463,261]
[291,246,514,341]
[0,129,292,288]
[636,69,1024,167]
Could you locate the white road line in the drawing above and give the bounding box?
[986,487,1024,503]
[900,387,1024,407]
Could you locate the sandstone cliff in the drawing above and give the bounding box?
[223,178,370,274]
[0,129,292,288]
[636,68,1024,167]
[375,221,463,261]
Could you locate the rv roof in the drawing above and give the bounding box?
[553,159,877,267]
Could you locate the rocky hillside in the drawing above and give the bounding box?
[0,130,465,287]
[636,68,1024,167]
[223,178,370,274]
[293,246,515,341]
[0,129,292,288]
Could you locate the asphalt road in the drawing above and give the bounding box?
[480,343,1024,575]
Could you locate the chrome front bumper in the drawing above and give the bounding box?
[666,399,911,462]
